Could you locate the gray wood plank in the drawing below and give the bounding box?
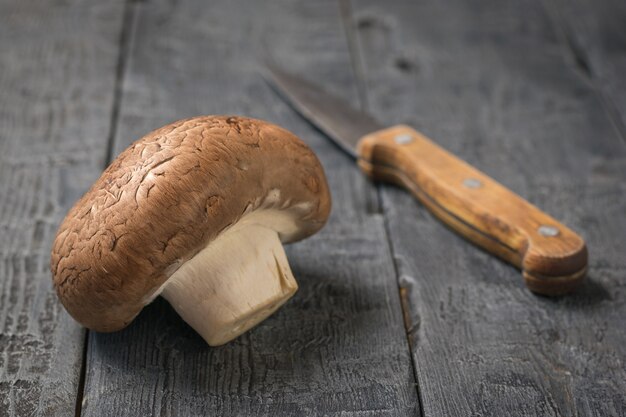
[547,0,626,140]
[80,0,419,415]
[347,0,626,416]
[0,1,126,416]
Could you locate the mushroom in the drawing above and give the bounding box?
[50,116,331,346]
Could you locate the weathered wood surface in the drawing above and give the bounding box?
[80,0,418,415]
[347,0,626,415]
[0,1,126,416]
[548,0,626,139]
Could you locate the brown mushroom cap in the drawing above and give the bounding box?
[50,116,331,332]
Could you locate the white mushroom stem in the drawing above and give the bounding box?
[161,224,298,346]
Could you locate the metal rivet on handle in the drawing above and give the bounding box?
[394,134,414,144]
[463,178,482,189]
[538,225,559,237]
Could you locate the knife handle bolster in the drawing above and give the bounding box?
[356,125,587,295]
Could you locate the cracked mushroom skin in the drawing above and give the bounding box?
[50,116,331,346]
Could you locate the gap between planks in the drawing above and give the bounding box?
[337,0,425,414]
[74,1,139,416]
[339,0,371,113]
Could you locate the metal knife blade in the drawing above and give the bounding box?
[263,64,382,158]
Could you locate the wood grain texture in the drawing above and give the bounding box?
[348,0,626,415]
[357,125,587,294]
[80,0,418,415]
[546,0,626,140]
[0,1,126,416]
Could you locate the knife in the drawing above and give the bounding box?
[263,65,588,295]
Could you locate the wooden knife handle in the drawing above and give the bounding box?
[357,125,587,295]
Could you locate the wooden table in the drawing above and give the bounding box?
[1,0,624,415]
